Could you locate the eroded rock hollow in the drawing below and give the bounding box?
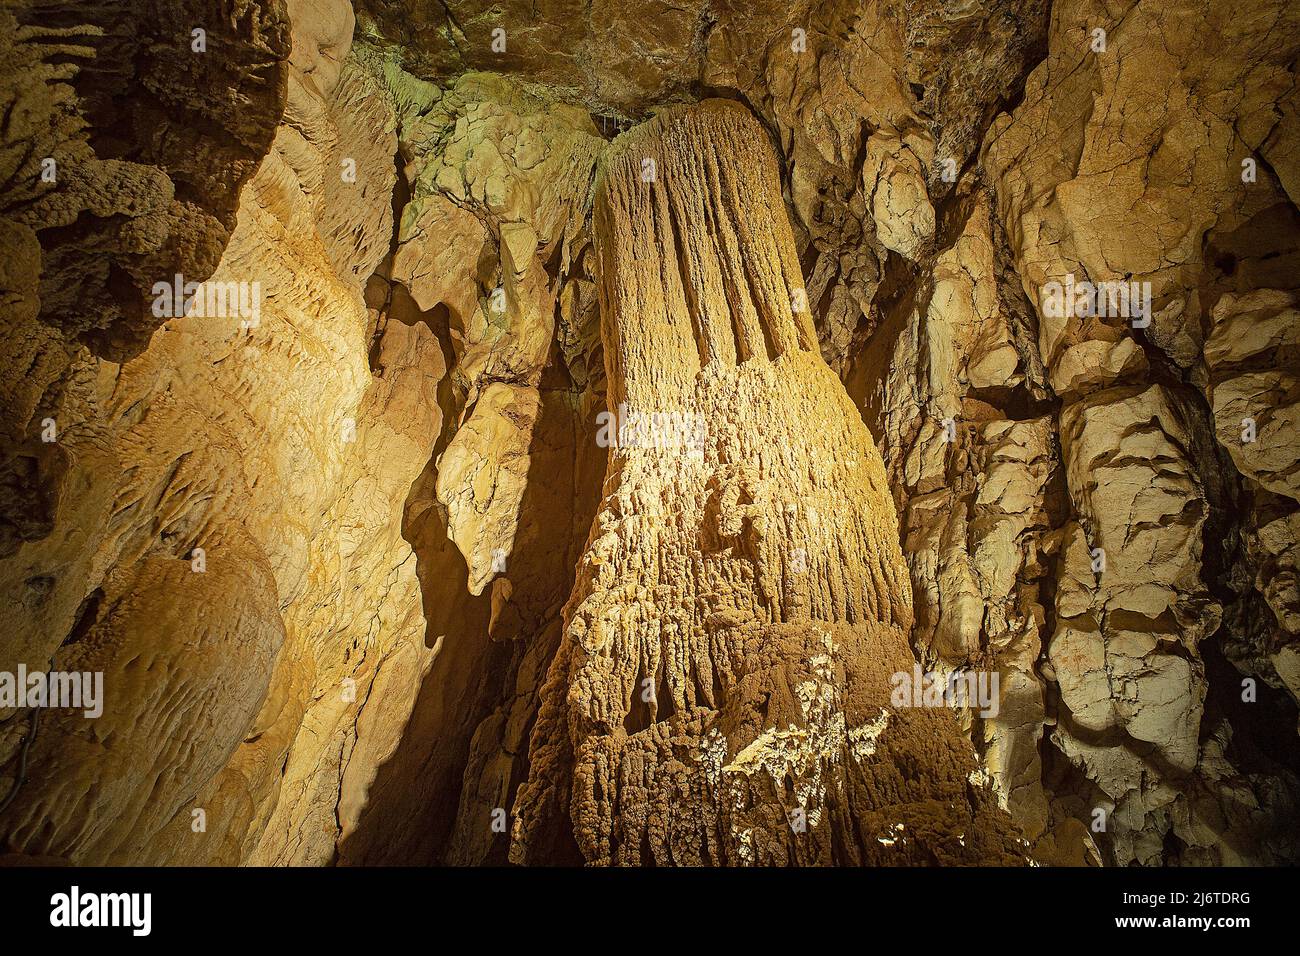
[1,0,1298,867]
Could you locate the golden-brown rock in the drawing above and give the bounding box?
[509,101,1026,865]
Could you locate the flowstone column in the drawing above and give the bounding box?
[511,100,1025,865]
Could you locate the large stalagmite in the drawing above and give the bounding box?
[509,102,1025,865]
[3,0,1298,870]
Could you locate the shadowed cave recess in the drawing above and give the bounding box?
[1,0,1299,867]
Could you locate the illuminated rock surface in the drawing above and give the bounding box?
[1,0,1298,866]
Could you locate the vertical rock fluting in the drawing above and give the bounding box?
[510,101,1026,865]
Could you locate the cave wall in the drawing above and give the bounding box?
[0,0,443,865]
[2,0,1298,866]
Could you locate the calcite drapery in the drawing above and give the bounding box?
[510,101,1025,865]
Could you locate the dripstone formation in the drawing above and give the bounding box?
[509,102,1025,865]
[1,0,1298,866]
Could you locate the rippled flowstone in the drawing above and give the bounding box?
[508,101,1027,866]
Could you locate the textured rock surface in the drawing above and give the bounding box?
[971,0,1300,865]
[0,0,290,563]
[508,102,1024,865]
[3,0,1299,867]
[0,0,442,865]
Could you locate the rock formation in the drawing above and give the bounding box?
[507,101,1024,865]
[1,0,1297,867]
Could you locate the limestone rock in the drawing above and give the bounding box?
[0,6,441,865]
[3,0,1299,870]
[509,101,1025,866]
[437,383,541,596]
[1205,290,1300,502]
